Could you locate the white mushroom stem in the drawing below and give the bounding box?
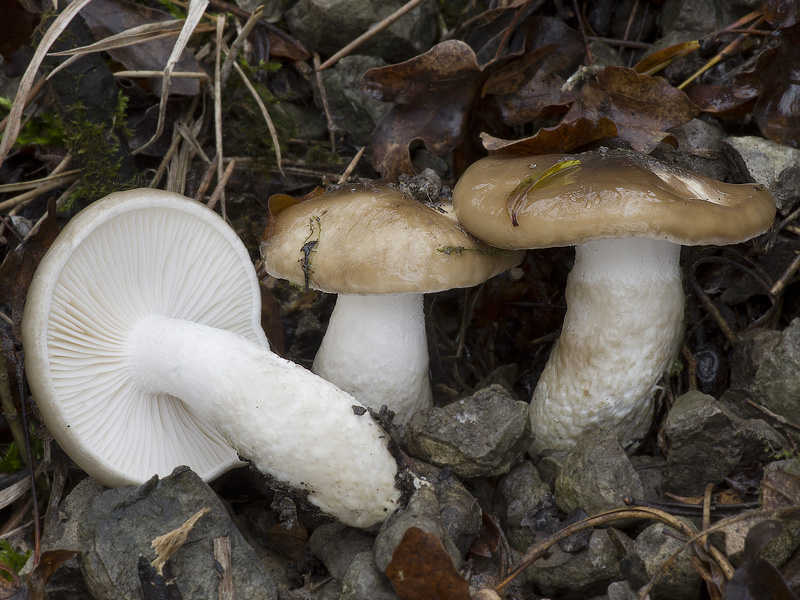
[530,238,685,454]
[128,314,400,528]
[312,293,432,425]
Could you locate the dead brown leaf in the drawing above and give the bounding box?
[723,520,797,600]
[363,40,490,178]
[564,66,699,153]
[480,116,617,155]
[385,527,471,600]
[27,549,78,600]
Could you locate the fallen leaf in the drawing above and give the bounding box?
[386,527,471,600]
[0,0,39,57]
[723,520,797,600]
[480,117,618,155]
[363,40,489,178]
[26,549,78,600]
[564,66,699,153]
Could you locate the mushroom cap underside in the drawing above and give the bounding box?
[261,182,524,294]
[452,149,776,250]
[21,189,268,486]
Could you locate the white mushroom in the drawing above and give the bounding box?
[260,182,524,424]
[21,188,400,528]
[452,149,776,453]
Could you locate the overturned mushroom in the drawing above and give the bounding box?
[452,149,775,453]
[261,182,524,424]
[22,189,400,528]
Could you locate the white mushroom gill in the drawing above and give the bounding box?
[22,190,401,529]
[312,293,432,424]
[529,237,684,453]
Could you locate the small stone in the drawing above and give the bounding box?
[724,136,800,215]
[554,426,645,516]
[414,460,482,556]
[621,521,703,600]
[729,327,781,392]
[373,485,461,574]
[318,55,390,146]
[494,460,551,552]
[407,384,530,478]
[77,467,277,600]
[662,391,787,495]
[285,0,438,64]
[341,552,397,600]
[309,522,375,581]
[525,529,630,597]
[752,318,800,424]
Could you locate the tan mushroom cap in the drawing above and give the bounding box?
[261,182,524,295]
[452,149,776,250]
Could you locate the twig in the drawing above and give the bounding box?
[233,61,284,176]
[337,146,365,184]
[770,252,800,297]
[213,13,226,218]
[193,153,220,201]
[316,0,430,71]
[313,53,337,154]
[213,536,235,600]
[206,158,236,211]
[220,5,263,87]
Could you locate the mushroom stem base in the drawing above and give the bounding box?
[313,293,432,424]
[530,238,684,453]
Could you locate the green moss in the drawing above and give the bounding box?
[59,91,138,209]
[304,142,342,167]
[0,98,64,147]
[0,540,29,581]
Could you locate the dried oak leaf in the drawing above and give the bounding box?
[363,40,490,178]
[723,520,797,600]
[735,22,800,147]
[0,199,58,338]
[480,116,617,155]
[385,527,471,600]
[484,16,585,126]
[564,66,699,153]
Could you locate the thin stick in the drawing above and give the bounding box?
[220,5,263,87]
[233,61,284,176]
[114,70,210,80]
[193,153,220,201]
[207,158,236,211]
[337,146,365,184]
[316,0,430,71]
[214,13,226,218]
[770,252,800,297]
[0,173,80,213]
[313,53,337,153]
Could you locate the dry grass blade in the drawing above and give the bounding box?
[213,13,226,216]
[0,173,80,213]
[0,0,96,168]
[0,169,80,195]
[45,19,193,79]
[220,5,263,87]
[134,0,210,154]
[233,61,283,176]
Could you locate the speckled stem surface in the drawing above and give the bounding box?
[130,315,401,528]
[313,293,433,424]
[530,238,685,453]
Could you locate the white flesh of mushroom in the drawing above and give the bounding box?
[22,190,400,528]
[312,293,432,425]
[529,237,684,453]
